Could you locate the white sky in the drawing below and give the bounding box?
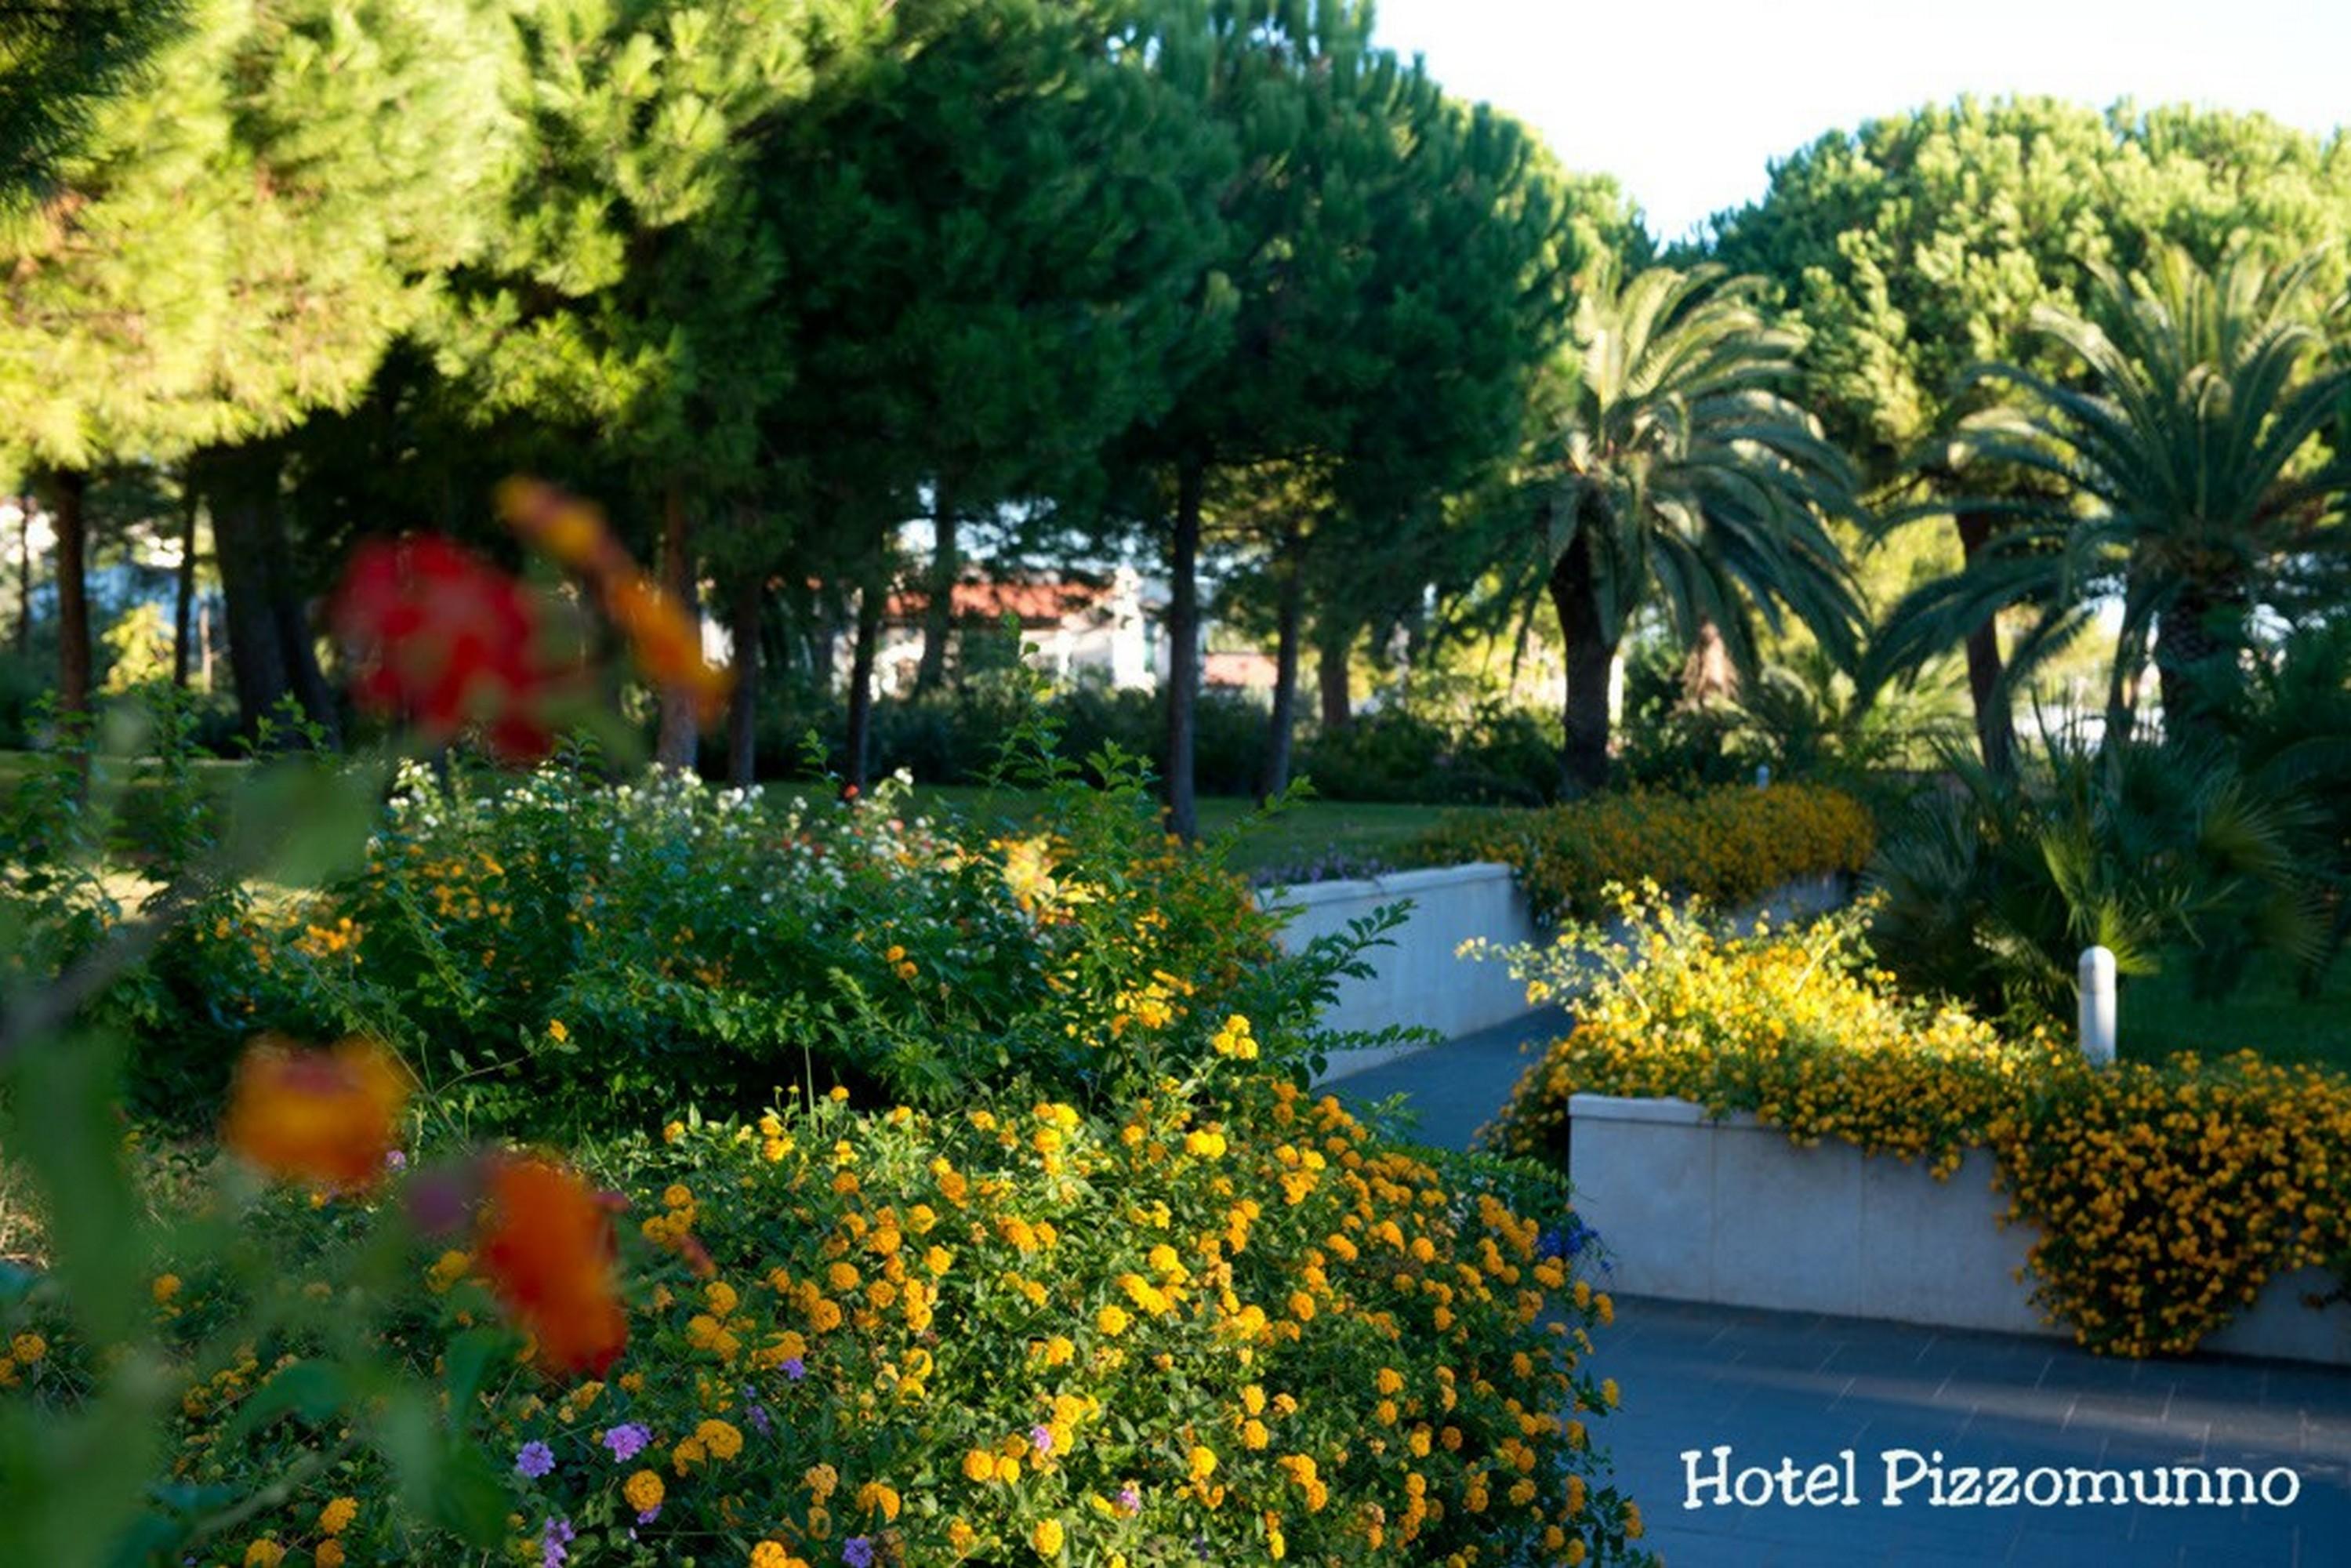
[1372,0,2351,241]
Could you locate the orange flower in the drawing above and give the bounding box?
[495,478,626,577]
[222,1037,408,1190]
[477,1156,628,1377]
[495,477,734,725]
[604,573,731,724]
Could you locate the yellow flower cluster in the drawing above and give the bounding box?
[136,1068,1650,1566]
[1412,783,1874,922]
[1489,894,2351,1358]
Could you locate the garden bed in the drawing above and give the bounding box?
[1269,866,1850,1083]
[1568,1094,2351,1367]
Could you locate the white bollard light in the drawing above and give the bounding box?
[2077,946,2117,1065]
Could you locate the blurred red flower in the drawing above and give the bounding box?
[330,535,563,762]
[477,1155,629,1378]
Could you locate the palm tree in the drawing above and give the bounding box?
[1873,248,2351,748]
[1536,259,1861,791]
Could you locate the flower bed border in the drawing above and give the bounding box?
[1568,1093,2351,1367]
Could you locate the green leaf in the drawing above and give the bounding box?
[223,758,390,890]
[220,1359,347,1446]
[443,1326,517,1417]
[1,1029,141,1346]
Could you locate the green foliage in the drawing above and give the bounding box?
[753,677,1564,807]
[1710,96,2351,484]
[1406,781,1877,924]
[1867,731,2324,1028]
[1870,247,2351,743]
[98,605,172,693]
[1613,637,1966,792]
[0,1,188,213]
[0,0,524,470]
[125,719,1419,1134]
[1297,702,1562,808]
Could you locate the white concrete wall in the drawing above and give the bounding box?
[1569,1093,2351,1367]
[1259,862,1536,1075]
[1262,866,1852,1085]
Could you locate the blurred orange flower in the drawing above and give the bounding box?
[495,478,733,727]
[221,1037,409,1191]
[477,1156,629,1377]
[495,478,626,578]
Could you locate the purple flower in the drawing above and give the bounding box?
[384,1149,408,1171]
[1116,1483,1141,1515]
[601,1423,651,1462]
[540,1516,575,1568]
[843,1538,875,1568]
[1030,1423,1054,1456]
[636,1507,660,1526]
[782,1356,807,1381]
[746,1402,771,1436]
[515,1440,556,1479]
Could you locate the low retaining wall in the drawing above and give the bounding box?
[1259,863,1534,1078]
[1263,867,1852,1085]
[1569,1093,2351,1367]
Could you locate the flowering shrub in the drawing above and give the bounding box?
[2,491,1652,1563]
[44,1071,1654,1566]
[1406,784,1874,923]
[1484,893,2351,1357]
[147,751,1324,1133]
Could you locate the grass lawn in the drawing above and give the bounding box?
[2119,957,2351,1076]
[769,782,1516,877]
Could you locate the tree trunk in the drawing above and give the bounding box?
[844,564,883,797]
[1549,529,1613,796]
[1163,456,1205,840]
[203,444,336,744]
[912,485,957,695]
[199,446,289,737]
[257,468,338,746]
[655,481,700,771]
[1315,612,1354,729]
[1257,521,1305,804]
[172,481,198,689]
[2154,583,2240,748]
[1954,513,2015,776]
[725,571,762,787]
[47,469,90,723]
[14,495,31,656]
[1679,619,1737,709]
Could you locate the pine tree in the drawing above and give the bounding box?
[1113,2,1584,832]
[0,0,522,731]
[430,0,887,769]
[0,0,190,211]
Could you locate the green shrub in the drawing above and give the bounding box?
[1867,735,2323,1028]
[1297,704,1558,806]
[144,748,1357,1135]
[1406,782,1875,923]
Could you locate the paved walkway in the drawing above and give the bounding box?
[1333,1020,2351,1567]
